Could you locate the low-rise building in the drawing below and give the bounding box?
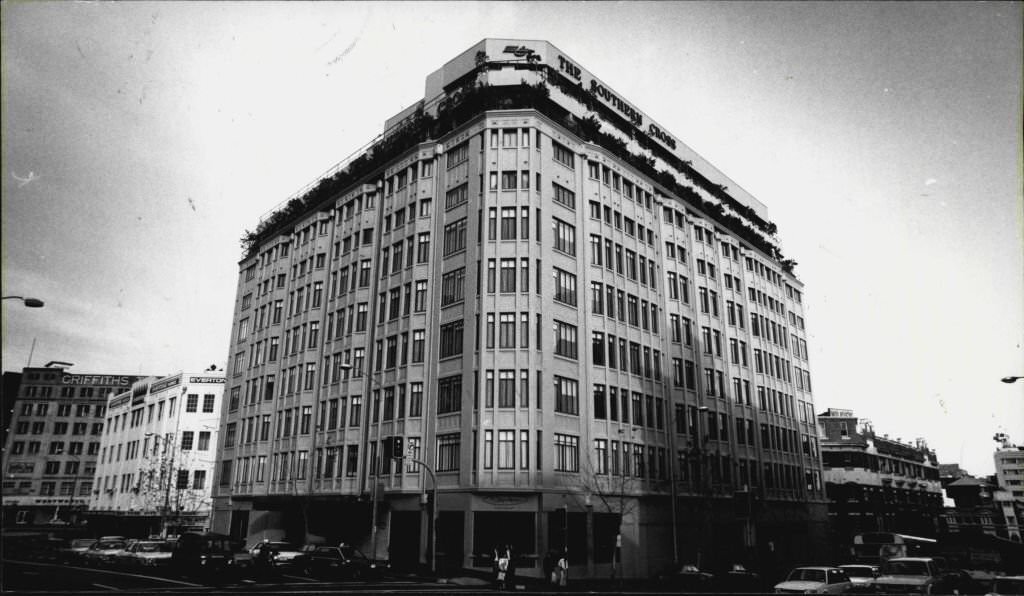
[993,435,1024,503]
[817,408,943,558]
[2,364,147,528]
[89,370,224,537]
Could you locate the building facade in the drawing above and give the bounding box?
[818,408,943,558]
[1,365,146,527]
[993,438,1024,503]
[213,39,826,578]
[89,371,225,537]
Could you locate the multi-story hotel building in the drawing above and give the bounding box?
[817,408,943,559]
[89,370,225,537]
[993,436,1024,503]
[213,39,826,577]
[2,364,146,527]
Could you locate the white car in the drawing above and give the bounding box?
[117,541,173,567]
[82,539,128,567]
[838,564,878,591]
[774,566,853,594]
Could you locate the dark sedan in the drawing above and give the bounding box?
[302,544,377,579]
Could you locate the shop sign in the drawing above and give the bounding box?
[555,54,678,150]
[151,375,182,394]
[62,374,133,386]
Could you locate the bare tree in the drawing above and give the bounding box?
[562,444,645,580]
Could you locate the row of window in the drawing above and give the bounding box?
[589,234,658,289]
[20,385,109,399]
[9,440,100,456]
[587,200,657,247]
[589,282,661,333]
[96,469,207,494]
[17,402,105,418]
[14,421,102,436]
[591,332,663,381]
[586,160,655,212]
[29,479,92,497]
[591,385,665,429]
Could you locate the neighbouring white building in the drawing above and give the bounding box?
[90,370,225,536]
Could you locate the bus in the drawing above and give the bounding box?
[852,532,937,563]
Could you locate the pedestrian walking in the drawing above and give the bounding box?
[494,544,510,590]
[556,552,568,588]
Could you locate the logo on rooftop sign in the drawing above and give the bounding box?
[503,45,535,59]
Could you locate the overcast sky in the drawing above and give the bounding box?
[3,2,1021,476]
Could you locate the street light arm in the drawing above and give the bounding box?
[2,296,44,307]
[1001,376,1023,384]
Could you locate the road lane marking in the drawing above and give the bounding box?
[7,560,202,587]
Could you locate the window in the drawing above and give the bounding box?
[437,433,460,472]
[445,183,468,210]
[202,394,215,413]
[443,218,467,255]
[553,376,579,415]
[554,434,579,472]
[552,218,576,255]
[498,370,516,407]
[198,431,211,450]
[552,183,575,209]
[553,267,577,306]
[501,171,517,190]
[414,280,428,311]
[181,431,194,451]
[552,141,574,168]
[553,320,578,359]
[498,313,516,348]
[186,394,199,412]
[499,259,516,292]
[439,321,464,358]
[438,375,462,414]
[447,142,468,168]
[441,267,466,306]
[498,430,515,469]
[417,233,431,263]
[500,207,517,239]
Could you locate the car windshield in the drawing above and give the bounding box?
[787,568,826,583]
[340,546,367,560]
[992,578,1024,595]
[882,561,930,576]
[97,541,125,549]
[137,543,170,553]
[842,567,874,578]
[267,542,299,551]
[71,539,96,548]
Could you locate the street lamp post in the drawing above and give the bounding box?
[1,296,44,308]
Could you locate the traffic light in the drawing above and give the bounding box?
[392,436,404,459]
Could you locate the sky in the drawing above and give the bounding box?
[2,2,1021,477]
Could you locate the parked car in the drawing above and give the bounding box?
[116,540,173,568]
[251,541,307,572]
[59,538,97,564]
[171,532,237,578]
[302,544,377,579]
[82,539,128,567]
[872,557,947,594]
[720,563,766,592]
[988,575,1024,596]
[659,563,716,591]
[934,569,989,595]
[774,566,853,594]
[839,564,879,592]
